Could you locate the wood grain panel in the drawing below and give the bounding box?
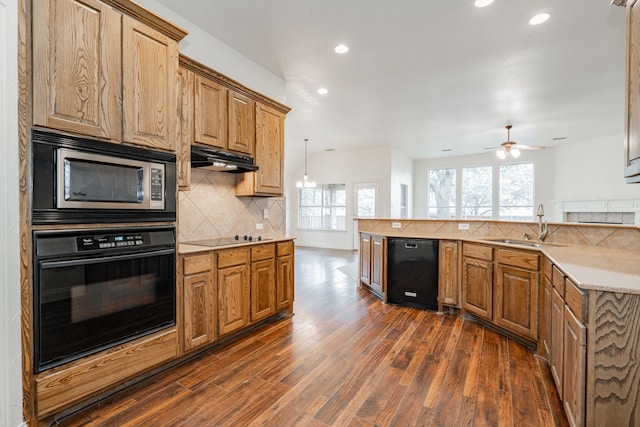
[494,265,538,341]
[438,240,459,308]
[563,305,586,427]
[276,240,294,257]
[217,263,250,335]
[462,256,493,320]
[276,254,294,312]
[183,272,215,351]
[250,258,276,322]
[228,90,255,155]
[590,291,640,426]
[564,278,587,324]
[625,0,640,181]
[497,248,539,270]
[359,234,372,286]
[462,242,493,261]
[542,255,553,280]
[217,247,249,269]
[550,287,565,399]
[194,74,227,148]
[251,242,275,261]
[35,329,177,417]
[183,252,212,275]
[552,265,565,295]
[177,66,193,190]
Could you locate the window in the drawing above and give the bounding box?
[299,184,346,230]
[499,163,534,220]
[462,166,492,219]
[428,168,456,219]
[355,184,378,218]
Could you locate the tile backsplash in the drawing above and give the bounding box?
[177,169,286,243]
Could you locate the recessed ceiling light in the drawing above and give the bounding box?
[317,88,328,95]
[529,13,550,25]
[325,148,335,152]
[442,148,452,152]
[552,136,567,141]
[475,0,494,7]
[334,44,349,54]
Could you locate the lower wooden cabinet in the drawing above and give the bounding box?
[438,240,459,309]
[359,233,372,285]
[461,244,493,320]
[217,248,251,335]
[550,286,565,399]
[250,244,276,322]
[276,241,295,311]
[182,252,216,351]
[370,235,385,296]
[563,304,586,427]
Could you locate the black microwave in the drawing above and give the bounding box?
[32,129,177,224]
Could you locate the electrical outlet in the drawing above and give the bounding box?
[392,222,402,229]
[256,223,264,230]
[458,223,470,230]
[263,208,269,219]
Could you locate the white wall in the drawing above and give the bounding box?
[413,148,556,220]
[390,149,413,218]
[291,146,392,249]
[1,0,24,425]
[555,134,640,201]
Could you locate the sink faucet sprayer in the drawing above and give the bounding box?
[537,203,548,242]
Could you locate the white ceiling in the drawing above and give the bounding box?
[155,0,627,160]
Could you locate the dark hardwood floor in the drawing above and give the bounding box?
[57,246,568,426]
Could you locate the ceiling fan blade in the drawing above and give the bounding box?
[516,144,545,150]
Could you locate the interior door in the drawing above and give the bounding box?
[353,183,380,250]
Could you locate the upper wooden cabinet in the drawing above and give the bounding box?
[177,66,194,190]
[626,0,640,182]
[122,16,178,151]
[228,91,256,156]
[32,0,185,151]
[236,103,285,196]
[194,75,228,149]
[33,0,122,140]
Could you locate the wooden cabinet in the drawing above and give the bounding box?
[228,90,256,155]
[182,253,216,352]
[438,240,459,309]
[217,248,250,335]
[32,0,121,140]
[550,286,565,399]
[236,103,285,196]
[177,66,194,190]
[462,243,493,320]
[250,244,276,322]
[494,249,539,341]
[359,234,372,286]
[625,0,640,182]
[540,265,552,359]
[122,16,178,151]
[194,75,228,148]
[563,303,586,427]
[276,241,295,312]
[33,0,183,151]
[370,235,385,296]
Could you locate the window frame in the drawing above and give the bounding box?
[298,183,347,231]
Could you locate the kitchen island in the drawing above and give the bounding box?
[358,218,640,427]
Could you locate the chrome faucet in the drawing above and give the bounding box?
[537,203,548,242]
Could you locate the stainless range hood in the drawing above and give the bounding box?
[191,145,259,173]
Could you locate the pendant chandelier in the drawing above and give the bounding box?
[296,138,317,188]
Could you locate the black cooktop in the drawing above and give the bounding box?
[185,235,270,247]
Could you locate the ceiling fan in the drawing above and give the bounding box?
[487,125,545,159]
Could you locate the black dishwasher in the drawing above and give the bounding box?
[387,238,439,311]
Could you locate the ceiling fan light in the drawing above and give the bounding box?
[475,0,494,7]
[496,149,507,159]
[511,148,521,158]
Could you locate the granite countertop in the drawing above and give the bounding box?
[362,231,640,295]
[178,236,295,255]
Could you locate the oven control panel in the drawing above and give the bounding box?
[77,232,146,251]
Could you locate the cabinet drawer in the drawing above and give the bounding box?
[183,253,213,275]
[463,243,493,260]
[497,249,539,270]
[251,243,275,261]
[277,241,294,257]
[564,278,587,323]
[217,248,249,268]
[552,265,565,295]
[542,256,552,280]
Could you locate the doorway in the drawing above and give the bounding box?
[353,182,380,249]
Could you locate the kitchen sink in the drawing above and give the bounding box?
[483,239,560,248]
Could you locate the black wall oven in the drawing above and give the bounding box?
[31,129,177,224]
[33,226,176,373]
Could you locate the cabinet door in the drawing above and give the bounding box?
[33,0,121,139]
[563,306,586,427]
[122,16,178,151]
[276,254,294,311]
[217,264,250,335]
[228,91,256,155]
[370,236,385,295]
[246,103,285,195]
[462,256,493,320]
[540,274,552,359]
[494,265,539,340]
[360,234,372,285]
[550,286,565,399]
[194,75,228,149]
[183,272,215,351]
[250,259,276,322]
[438,241,459,308]
[177,66,194,190]
[625,0,640,182]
